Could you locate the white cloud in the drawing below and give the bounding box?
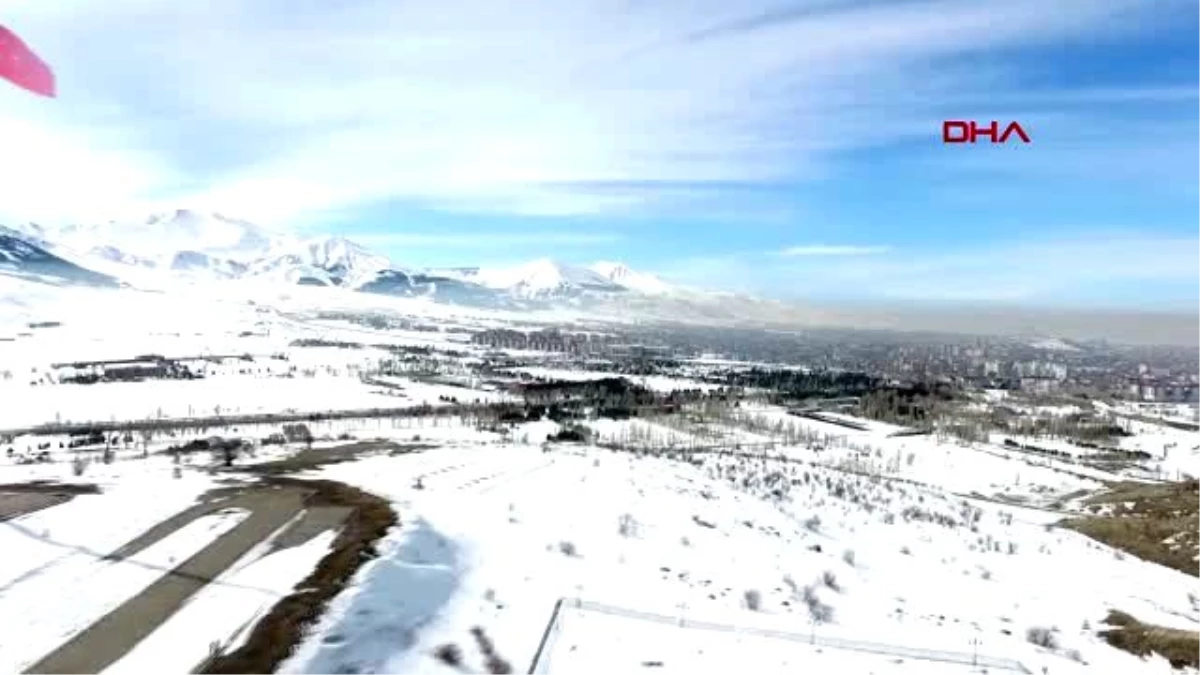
[0,0,1190,226]
[778,245,890,256]
[0,94,181,224]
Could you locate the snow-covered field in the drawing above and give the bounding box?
[0,393,1195,674]
[536,598,1026,674]
[0,374,513,429]
[275,440,1195,675]
[1,272,1197,674]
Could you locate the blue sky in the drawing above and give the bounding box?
[1,0,1197,310]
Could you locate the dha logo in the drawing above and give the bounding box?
[942,120,1031,144]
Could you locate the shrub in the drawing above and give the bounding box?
[804,515,822,532]
[434,644,462,667]
[744,589,762,611]
[1026,626,1059,649]
[471,626,513,674]
[558,541,578,557]
[281,423,313,444]
[821,570,841,592]
[842,549,856,567]
[802,585,834,623]
[617,514,639,538]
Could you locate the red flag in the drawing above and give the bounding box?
[0,25,55,97]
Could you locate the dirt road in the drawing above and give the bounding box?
[26,485,347,674]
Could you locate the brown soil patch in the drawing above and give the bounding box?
[1099,610,1199,669]
[1061,480,1199,576]
[200,477,397,674]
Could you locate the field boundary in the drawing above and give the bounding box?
[528,597,1031,674]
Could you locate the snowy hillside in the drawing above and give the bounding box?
[5,210,291,284]
[284,435,1197,675]
[84,210,281,263]
[590,260,675,295]
[449,259,626,300]
[249,237,394,287]
[0,229,119,288]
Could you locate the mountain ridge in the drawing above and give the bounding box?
[0,210,688,309]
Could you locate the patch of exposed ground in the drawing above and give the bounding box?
[200,478,397,674]
[238,441,429,476]
[0,482,100,521]
[1065,480,1200,662]
[1099,610,1199,669]
[1061,480,1199,576]
[0,481,100,495]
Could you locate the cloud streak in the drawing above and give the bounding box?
[658,232,1199,309]
[778,245,890,256]
[1,0,1192,226]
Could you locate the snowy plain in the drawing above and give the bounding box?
[274,436,1196,675]
[0,275,1197,675]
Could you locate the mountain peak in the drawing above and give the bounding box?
[589,260,673,295]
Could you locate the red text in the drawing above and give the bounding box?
[942,120,1031,144]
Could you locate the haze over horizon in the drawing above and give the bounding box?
[1,0,1196,315]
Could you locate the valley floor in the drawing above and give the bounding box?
[0,416,1197,674]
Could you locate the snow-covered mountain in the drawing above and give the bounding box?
[0,228,119,288]
[74,210,282,263]
[9,210,288,283]
[248,236,393,287]
[445,259,625,300]
[589,261,674,295]
[0,211,712,312]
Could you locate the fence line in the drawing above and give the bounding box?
[528,597,1030,674]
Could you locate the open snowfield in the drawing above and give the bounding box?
[0,395,1195,673]
[599,406,1119,507]
[537,599,1024,674]
[0,274,1196,674]
[0,373,512,430]
[271,437,1196,675]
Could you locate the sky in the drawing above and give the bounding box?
[1,0,1197,311]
